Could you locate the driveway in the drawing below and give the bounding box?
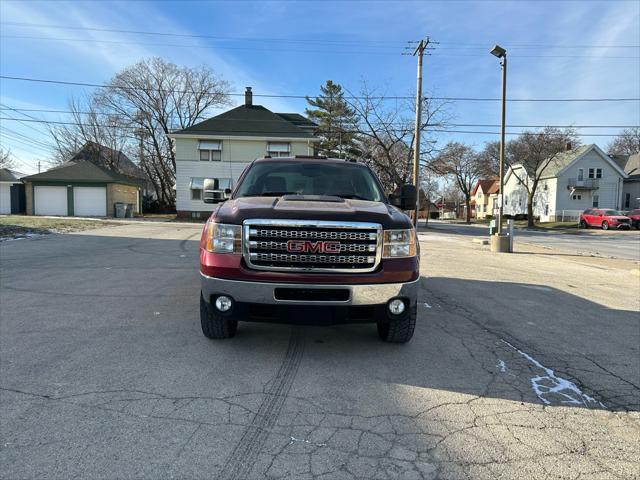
[424,220,640,262]
[1,223,638,479]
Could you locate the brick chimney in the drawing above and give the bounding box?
[245,87,252,106]
[565,141,572,151]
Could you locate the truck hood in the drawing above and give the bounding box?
[212,196,413,229]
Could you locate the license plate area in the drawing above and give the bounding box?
[274,288,350,302]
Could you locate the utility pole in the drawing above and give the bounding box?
[411,39,427,226]
[37,161,41,173]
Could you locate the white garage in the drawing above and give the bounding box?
[34,186,68,216]
[73,186,107,217]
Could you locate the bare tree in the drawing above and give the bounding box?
[429,142,481,223]
[49,96,131,168]
[419,168,438,226]
[50,58,230,209]
[0,147,16,169]
[476,141,500,178]
[607,127,640,156]
[346,82,450,192]
[506,127,580,227]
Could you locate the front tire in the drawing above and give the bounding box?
[200,293,237,339]
[579,220,588,229]
[601,221,609,230]
[377,305,416,343]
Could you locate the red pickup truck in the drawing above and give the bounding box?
[199,156,420,343]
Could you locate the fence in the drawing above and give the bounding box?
[554,210,583,222]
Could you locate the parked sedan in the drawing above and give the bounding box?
[579,208,632,230]
[626,209,640,229]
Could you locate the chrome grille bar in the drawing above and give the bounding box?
[243,219,383,273]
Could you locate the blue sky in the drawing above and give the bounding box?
[1,0,638,173]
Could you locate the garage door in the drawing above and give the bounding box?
[34,186,68,216]
[0,184,11,214]
[73,187,106,217]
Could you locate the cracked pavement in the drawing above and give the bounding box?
[1,222,639,479]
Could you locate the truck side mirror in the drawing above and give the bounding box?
[203,178,226,204]
[389,184,417,210]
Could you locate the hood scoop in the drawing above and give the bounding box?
[280,194,344,203]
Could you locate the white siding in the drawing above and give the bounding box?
[502,166,529,216]
[555,149,625,217]
[174,137,313,213]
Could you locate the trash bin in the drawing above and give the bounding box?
[115,202,126,218]
[125,203,134,218]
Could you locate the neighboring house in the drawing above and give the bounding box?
[22,142,147,217]
[471,179,499,219]
[0,168,26,214]
[611,153,640,210]
[503,144,627,222]
[169,87,318,218]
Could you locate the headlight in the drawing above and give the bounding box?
[204,222,242,253]
[383,228,417,258]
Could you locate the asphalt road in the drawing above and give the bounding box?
[423,220,640,262]
[1,223,639,479]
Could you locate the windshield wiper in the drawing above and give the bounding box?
[331,193,371,201]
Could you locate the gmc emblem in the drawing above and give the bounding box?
[286,240,341,254]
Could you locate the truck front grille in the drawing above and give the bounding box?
[243,220,382,273]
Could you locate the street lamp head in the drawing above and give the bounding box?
[490,44,507,58]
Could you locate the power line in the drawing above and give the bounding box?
[2,34,639,59]
[1,116,636,137]
[1,106,637,129]
[2,22,638,49]
[0,107,636,129]
[2,75,638,103]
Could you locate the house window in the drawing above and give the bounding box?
[267,142,291,158]
[572,194,582,200]
[543,184,548,191]
[592,195,599,208]
[577,168,584,181]
[624,193,631,209]
[199,141,222,161]
[588,168,595,179]
[596,168,602,179]
[504,196,508,206]
[544,205,549,215]
[190,177,205,200]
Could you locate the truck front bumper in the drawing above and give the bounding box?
[201,274,419,306]
[201,274,420,324]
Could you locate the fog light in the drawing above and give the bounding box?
[215,295,233,312]
[388,299,405,315]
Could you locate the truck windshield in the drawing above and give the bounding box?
[234,161,385,202]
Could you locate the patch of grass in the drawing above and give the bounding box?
[513,220,578,231]
[0,216,115,239]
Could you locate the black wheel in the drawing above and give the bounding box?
[601,221,609,230]
[377,305,416,343]
[579,220,588,229]
[200,293,237,339]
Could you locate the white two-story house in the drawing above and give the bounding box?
[169,87,318,218]
[503,144,627,222]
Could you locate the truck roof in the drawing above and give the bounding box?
[253,156,361,165]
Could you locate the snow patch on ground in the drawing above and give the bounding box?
[496,359,507,372]
[0,233,49,242]
[501,340,605,409]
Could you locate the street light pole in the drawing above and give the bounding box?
[489,44,511,252]
[498,52,507,235]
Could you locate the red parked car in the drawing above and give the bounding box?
[626,209,640,229]
[579,208,632,230]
